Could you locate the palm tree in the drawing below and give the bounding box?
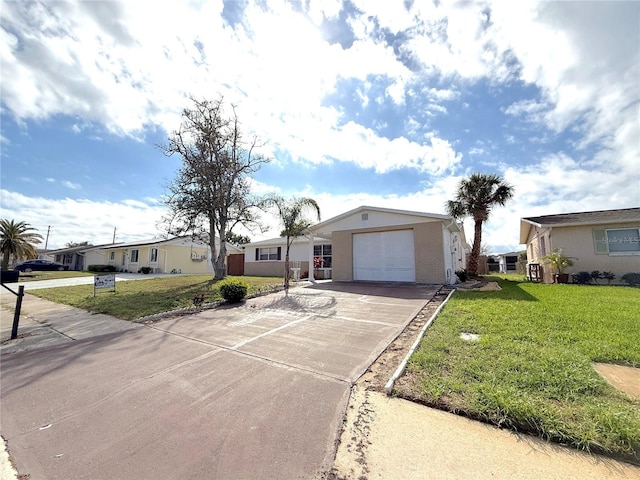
[1,219,44,270]
[266,196,321,292]
[446,173,514,277]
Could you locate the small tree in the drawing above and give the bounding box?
[542,249,575,283]
[266,196,321,293]
[160,96,270,279]
[446,173,514,277]
[1,219,43,270]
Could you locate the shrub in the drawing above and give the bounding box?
[590,270,601,283]
[621,272,640,286]
[602,271,616,284]
[87,264,117,272]
[455,269,468,283]
[571,271,592,284]
[138,266,152,274]
[217,278,248,303]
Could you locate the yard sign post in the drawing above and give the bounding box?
[0,281,25,340]
[94,273,116,297]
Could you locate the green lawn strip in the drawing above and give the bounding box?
[29,275,283,320]
[17,271,95,282]
[405,276,640,457]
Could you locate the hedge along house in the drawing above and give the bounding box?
[307,206,469,284]
[243,236,333,280]
[85,236,242,274]
[520,207,640,284]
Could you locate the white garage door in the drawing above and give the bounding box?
[353,230,416,282]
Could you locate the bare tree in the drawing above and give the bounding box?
[160,96,270,279]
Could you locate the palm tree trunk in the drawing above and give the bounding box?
[1,251,9,270]
[284,236,291,293]
[468,219,484,277]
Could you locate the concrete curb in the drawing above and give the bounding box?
[384,288,456,394]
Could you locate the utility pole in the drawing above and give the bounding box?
[44,226,51,250]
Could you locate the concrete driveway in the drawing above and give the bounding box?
[1,282,438,479]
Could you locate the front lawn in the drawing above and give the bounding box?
[30,275,283,320]
[401,276,640,458]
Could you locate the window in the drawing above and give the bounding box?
[109,252,115,261]
[150,248,158,263]
[130,249,139,263]
[313,244,332,268]
[594,228,640,255]
[257,247,280,261]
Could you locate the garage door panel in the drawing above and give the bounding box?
[353,230,415,282]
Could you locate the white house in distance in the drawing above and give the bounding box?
[244,206,469,284]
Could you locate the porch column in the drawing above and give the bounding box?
[308,234,315,281]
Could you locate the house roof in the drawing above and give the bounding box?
[310,205,452,234]
[519,207,640,244]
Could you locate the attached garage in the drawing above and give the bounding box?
[353,230,415,282]
[309,206,469,285]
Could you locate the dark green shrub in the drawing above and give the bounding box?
[590,270,601,283]
[621,272,640,286]
[217,278,248,303]
[88,264,117,272]
[139,266,152,274]
[602,271,616,284]
[455,269,468,282]
[572,271,592,284]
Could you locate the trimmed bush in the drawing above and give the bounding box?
[621,272,640,286]
[602,271,616,284]
[139,266,152,274]
[571,271,592,284]
[217,278,248,303]
[88,264,117,272]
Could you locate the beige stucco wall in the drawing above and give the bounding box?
[165,245,209,274]
[331,221,446,283]
[525,222,640,283]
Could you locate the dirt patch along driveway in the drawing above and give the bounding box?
[1,282,438,479]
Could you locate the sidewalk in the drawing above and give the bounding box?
[0,290,140,355]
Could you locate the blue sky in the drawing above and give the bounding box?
[1,0,639,251]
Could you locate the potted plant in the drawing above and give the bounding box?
[542,249,575,284]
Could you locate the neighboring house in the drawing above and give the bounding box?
[36,249,55,262]
[85,236,241,274]
[245,206,469,285]
[244,236,332,279]
[48,244,95,271]
[496,251,524,273]
[519,207,640,283]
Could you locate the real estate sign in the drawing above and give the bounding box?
[94,274,116,296]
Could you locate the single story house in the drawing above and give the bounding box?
[48,243,101,271]
[243,236,332,279]
[245,206,469,285]
[496,251,524,273]
[519,207,640,283]
[84,236,241,274]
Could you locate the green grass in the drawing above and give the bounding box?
[405,275,640,457]
[30,275,283,320]
[17,271,95,282]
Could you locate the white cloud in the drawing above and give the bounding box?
[62,180,81,190]
[0,189,167,249]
